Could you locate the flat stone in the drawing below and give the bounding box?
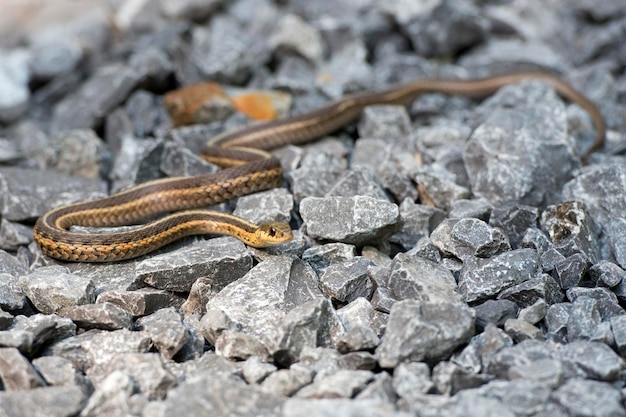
[0,167,105,222]
[136,237,253,292]
[497,273,564,307]
[19,266,95,315]
[560,341,624,381]
[64,302,133,330]
[387,252,461,304]
[137,307,189,360]
[589,260,625,288]
[0,386,87,417]
[430,218,511,260]
[300,195,401,246]
[552,379,626,417]
[326,168,389,201]
[234,188,293,225]
[32,355,89,391]
[318,257,373,303]
[473,299,518,330]
[376,299,475,368]
[302,243,357,272]
[3,314,75,356]
[504,318,544,343]
[295,369,376,399]
[0,347,45,390]
[458,249,540,303]
[96,287,177,317]
[566,287,624,320]
[215,330,271,362]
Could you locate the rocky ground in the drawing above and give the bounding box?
[0,0,626,416]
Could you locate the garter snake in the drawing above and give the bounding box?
[34,72,606,262]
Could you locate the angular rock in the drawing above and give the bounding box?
[319,257,373,303]
[560,341,624,381]
[566,296,601,340]
[552,379,626,417]
[540,200,600,263]
[0,347,45,390]
[0,386,87,417]
[136,237,253,292]
[234,188,293,225]
[458,249,540,303]
[336,297,387,337]
[273,298,345,366]
[215,330,271,362]
[64,302,133,330]
[206,257,323,350]
[518,299,547,325]
[414,164,470,210]
[79,371,141,417]
[589,260,625,288]
[393,362,434,400]
[609,314,626,357]
[472,299,518,331]
[326,168,389,201]
[566,287,624,320]
[102,353,177,400]
[504,318,544,343]
[270,13,324,63]
[284,398,397,417]
[300,196,401,246]
[391,198,446,250]
[553,253,588,289]
[302,243,357,272]
[261,363,315,397]
[242,356,277,385]
[387,252,461,304]
[137,307,189,360]
[377,300,475,368]
[32,355,90,392]
[336,325,380,353]
[449,198,493,221]
[0,49,30,123]
[0,272,26,312]
[497,273,564,307]
[19,266,95,315]
[96,287,177,317]
[430,218,511,260]
[295,369,376,399]
[489,205,538,248]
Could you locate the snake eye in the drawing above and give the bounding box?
[268,227,276,237]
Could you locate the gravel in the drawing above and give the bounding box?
[0,0,625,416]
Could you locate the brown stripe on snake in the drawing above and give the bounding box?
[34,72,606,262]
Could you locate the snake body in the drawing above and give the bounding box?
[33,72,606,262]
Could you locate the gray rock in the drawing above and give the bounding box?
[561,341,624,381]
[0,272,26,312]
[540,200,600,264]
[414,164,470,210]
[66,261,139,295]
[181,16,269,84]
[563,163,626,230]
[552,379,626,417]
[242,356,277,384]
[300,195,401,246]
[319,257,373,303]
[215,330,271,362]
[392,362,434,400]
[387,252,461,304]
[101,353,177,400]
[0,219,34,252]
[430,218,511,260]
[295,369,375,398]
[610,314,626,357]
[504,318,544,343]
[567,296,601,340]
[566,287,624,320]
[357,105,412,142]
[545,303,571,340]
[589,260,625,288]
[125,90,165,139]
[326,168,389,201]
[288,165,343,203]
[45,329,151,372]
[37,129,106,179]
[432,361,491,396]
[129,46,174,90]
[520,227,554,255]
[449,198,493,222]
[391,199,446,250]
[405,237,443,264]
[540,248,567,273]
[464,82,577,207]
[473,299,518,330]
[0,309,12,329]
[206,257,323,350]
[489,205,538,248]
[336,325,380,353]
[273,298,345,366]
[302,243,357,272]
[20,266,95,315]
[79,371,141,417]
[3,314,75,356]
[96,287,177,317]
[137,307,189,360]
[160,0,225,20]
[161,374,283,416]
[377,300,474,368]
[181,277,214,317]
[0,167,105,222]
[458,249,540,303]
[316,40,373,99]
[0,386,87,417]
[351,138,419,203]
[32,356,90,392]
[136,237,252,292]
[64,302,133,331]
[0,49,30,123]
[506,357,564,388]
[356,372,396,402]
[518,299,547,325]
[469,380,552,417]
[487,340,558,380]
[0,347,45,390]
[283,398,397,417]
[336,297,387,337]
[160,143,218,177]
[497,273,564,307]
[234,188,293,225]
[51,64,141,132]
[553,253,589,289]
[261,363,314,397]
[270,14,324,63]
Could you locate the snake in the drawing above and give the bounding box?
[33,72,606,262]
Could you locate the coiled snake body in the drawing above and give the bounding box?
[33,72,606,262]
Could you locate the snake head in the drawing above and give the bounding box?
[254,222,293,247]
